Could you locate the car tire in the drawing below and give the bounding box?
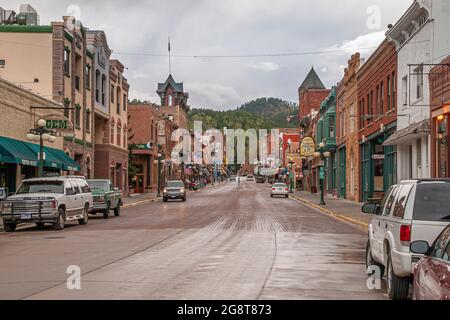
[78,205,89,225]
[365,240,385,278]
[53,208,66,230]
[182,196,186,202]
[114,204,120,217]
[270,195,273,198]
[103,203,110,219]
[36,222,45,230]
[386,254,410,300]
[3,223,16,232]
[285,195,289,198]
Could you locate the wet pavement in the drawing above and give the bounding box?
[0,180,387,300]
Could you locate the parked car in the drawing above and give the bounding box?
[256,176,266,183]
[247,175,255,182]
[163,180,187,202]
[185,180,199,190]
[1,176,92,232]
[410,224,450,300]
[87,179,122,219]
[270,183,289,198]
[363,179,450,299]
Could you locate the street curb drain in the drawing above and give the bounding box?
[289,195,369,232]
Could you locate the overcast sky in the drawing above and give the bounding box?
[4,0,412,110]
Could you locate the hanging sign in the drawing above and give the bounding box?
[300,137,316,157]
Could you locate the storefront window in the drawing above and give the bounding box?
[437,116,448,178]
[373,143,384,193]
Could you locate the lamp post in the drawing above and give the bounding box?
[288,158,294,193]
[154,153,163,198]
[26,119,56,178]
[314,141,331,206]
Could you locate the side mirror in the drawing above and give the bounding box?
[361,203,379,214]
[410,241,430,255]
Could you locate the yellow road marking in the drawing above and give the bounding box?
[289,195,368,232]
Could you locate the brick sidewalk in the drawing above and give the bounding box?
[290,190,372,231]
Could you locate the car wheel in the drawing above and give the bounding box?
[103,203,110,219]
[53,208,66,230]
[35,222,45,230]
[386,254,409,300]
[285,195,289,198]
[365,240,385,278]
[270,194,273,198]
[3,223,16,232]
[114,204,121,217]
[78,205,89,225]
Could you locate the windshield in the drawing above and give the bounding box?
[166,181,184,188]
[273,184,287,188]
[413,183,450,221]
[17,181,64,194]
[88,181,109,191]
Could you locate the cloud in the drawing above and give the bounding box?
[326,30,387,56]
[187,83,242,110]
[245,62,281,72]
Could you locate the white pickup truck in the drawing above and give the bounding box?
[363,179,450,300]
[1,176,93,232]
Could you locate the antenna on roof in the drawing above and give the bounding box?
[168,37,171,75]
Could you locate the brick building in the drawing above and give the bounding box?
[298,67,331,120]
[429,56,450,178]
[336,53,362,201]
[0,16,95,178]
[0,77,79,192]
[93,58,129,193]
[128,103,159,193]
[156,74,189,129]
[357,39,398,202]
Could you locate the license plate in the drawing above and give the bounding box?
[21,213,32,220]
[170,196,176,198]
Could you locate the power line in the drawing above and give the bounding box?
[112,47,380,59]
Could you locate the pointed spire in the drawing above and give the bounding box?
[298,67,326,92]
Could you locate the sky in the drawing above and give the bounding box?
[3,0,412,110]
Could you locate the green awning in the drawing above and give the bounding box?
[0,136,80,171]
[25,142,62,169]
[46,148,80,171]
[0,136,38,166]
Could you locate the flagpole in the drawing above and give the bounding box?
[168,37,171,75]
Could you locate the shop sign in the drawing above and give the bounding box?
[45,114,74,132]
[300,137,316,157]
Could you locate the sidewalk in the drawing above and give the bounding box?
[290,190,371,231]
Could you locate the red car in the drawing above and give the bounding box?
[411,224,450,300]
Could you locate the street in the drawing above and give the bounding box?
[0,180,386,300]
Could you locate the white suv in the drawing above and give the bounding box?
[362,179,450,300]
[1,176,93,231]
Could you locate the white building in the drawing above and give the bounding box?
[385,0,450,180]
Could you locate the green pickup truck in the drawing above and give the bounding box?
[87,179,122,219]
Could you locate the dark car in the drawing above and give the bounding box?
[163,181,187,202]
[411,224,450,300]
[256,176,266,183]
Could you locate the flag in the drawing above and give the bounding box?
[168,37,171,52]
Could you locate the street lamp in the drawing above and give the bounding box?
[153,152,163,198]
[288,157,295,193]
[26,119,56,177]
[315,140,331,206]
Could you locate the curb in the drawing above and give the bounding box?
[289,194,368,232]
[122,197,161,209]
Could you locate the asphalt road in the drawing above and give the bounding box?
[0,181,387,300]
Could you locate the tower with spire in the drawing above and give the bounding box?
[298,67,330,121]
[156,74,189,129]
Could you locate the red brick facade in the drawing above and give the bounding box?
[429,56,450,178]
[299,89,330,120]
[357,40,397,140]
